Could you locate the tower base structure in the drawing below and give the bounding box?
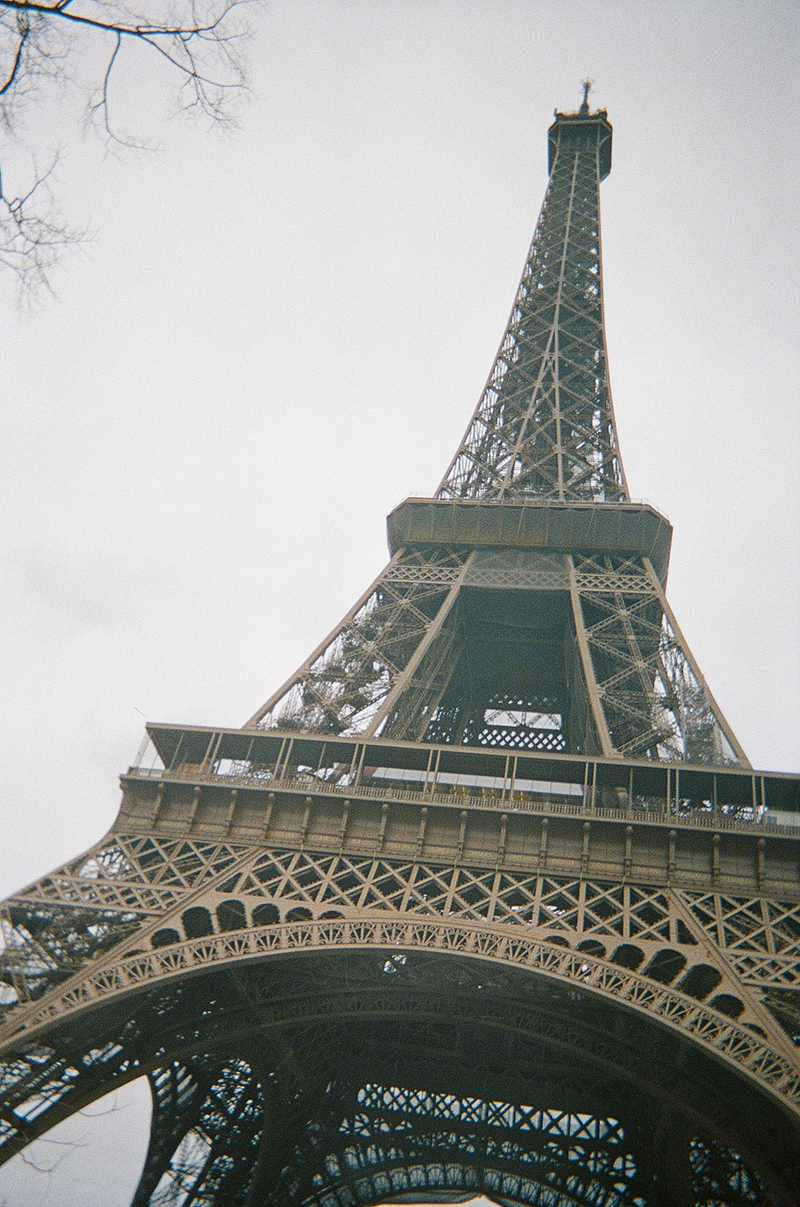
[0,726,798,1204]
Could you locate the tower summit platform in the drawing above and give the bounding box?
[548,104,613,180]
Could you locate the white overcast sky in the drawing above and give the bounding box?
[0,0,798,1201]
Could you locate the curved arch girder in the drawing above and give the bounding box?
[276,1081,645,1207]
[3,916,798,1118]
[0,948,796,1205]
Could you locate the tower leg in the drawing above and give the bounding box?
[641,1112,693,1207]
[131,1056,264,1206]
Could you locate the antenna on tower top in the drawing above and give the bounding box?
[580,78,592,113]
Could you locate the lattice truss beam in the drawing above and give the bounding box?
[0,976,783,1207]
[569,555,744,764]
[247,547,472,737]
[283,1082,646,1207]
[4,836,798,1009]
[437,113,627,503]
[133,1057,264,1207]
[0,944,788,1207]
[248,546,744,768]
[1,834,798,1122]
[134,1028,793,1207]
[275,1081,774,1207]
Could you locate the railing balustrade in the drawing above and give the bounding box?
[124,764,799,837]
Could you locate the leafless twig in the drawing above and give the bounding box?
[0,156,88,302]
[0,0,256,299]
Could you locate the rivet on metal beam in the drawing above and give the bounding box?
[624,825,633,882]
[456,810,468,864]
[263,793,276,842]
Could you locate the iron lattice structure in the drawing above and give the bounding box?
[1,99,799,1207]
[436,106,625,503]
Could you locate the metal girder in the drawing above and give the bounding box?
[0,945,794,1204]
[136,1057,264,1206]
[278,1081,645,1206]
[246,548,471,736]
[238,100,746,773]
[568,554,748,766]
[245,545,749,768]
[2,817,799,1118]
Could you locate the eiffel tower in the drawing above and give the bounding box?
[1,92,799,1207]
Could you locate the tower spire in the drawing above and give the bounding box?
[436,99,626,503]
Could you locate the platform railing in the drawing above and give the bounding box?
[123,764,800,837]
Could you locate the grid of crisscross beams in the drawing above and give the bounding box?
[130,1073,789,1207]
[437,122,626,503]
[146,1085,778,1207]
[221,851,722,956]
[284,1083,645,1207]
[132,1062,205,1205]
[1,840,799,1194]
[689,1136,773,1207]
[255,548,470,735]
[135,1059,263,1207]
[684,893,800,987]
[573,555,739,763]
[132,1072,779,1207]
[3,838,800,1021]
[471,722,567,751]
[0,835,248,1004]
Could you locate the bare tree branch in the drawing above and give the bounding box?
[20,1133,89,1173]
[0,157,88,302]
[0,27,26,98]
[0,0,256,299]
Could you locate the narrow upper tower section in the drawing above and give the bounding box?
[437,98,626,503]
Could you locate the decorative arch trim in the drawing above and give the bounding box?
[2,916,799,1115]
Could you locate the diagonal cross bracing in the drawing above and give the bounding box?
[437,109,627,503]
